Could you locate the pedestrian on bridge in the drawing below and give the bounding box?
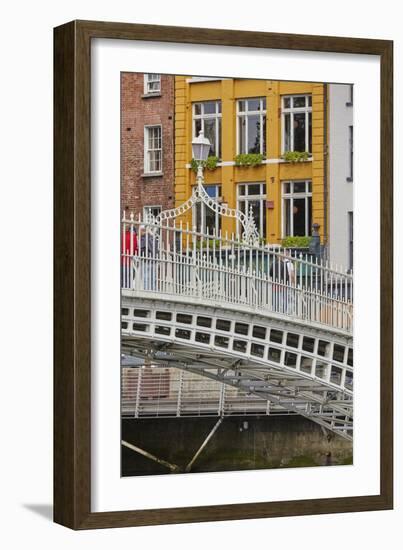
[270,251,296,316]
[140,226,159,291]
[121,224,138,288]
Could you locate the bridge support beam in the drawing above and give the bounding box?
[185,417,224,472]
[122,440,180,473]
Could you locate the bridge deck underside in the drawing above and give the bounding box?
[121,295,353,441]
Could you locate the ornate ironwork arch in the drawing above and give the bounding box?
[153,166,260,245]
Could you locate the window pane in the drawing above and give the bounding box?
[205,205,216,235]
[307,197,312,236]
[283,97,291,109]
[217,117,221,158]
[149,151,159,172]
[195,118,202,137]
[149,81,160,92]
[204,118,216,156]
[247,99,260,111]
[283,182,291,194]
[262,116,266,155]
[203,101,216,114]
[239,116,246,153]
[308,112,312,153]
[293,181,306,193]
[194,103,202,116]
[293,112,306,151]
[206,185,217,198]
[247,184,261,196]
[238,100,246,112]
[293,198,306,236]
[148,129,154,149]
[284,198,291,236]
[284,113,291,151]
[238,184,246,196]
[249,200,261,235]
[217,101,222,113]
[262,98,266,110]
[308,95,312,107]
[195,203,202,231]
[293,96,306,108]
[247,114,261,153]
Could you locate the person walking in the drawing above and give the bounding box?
[270,250,296,315]
[121,225,138,288]
[140,226,159,290]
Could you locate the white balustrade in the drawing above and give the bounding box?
[121,213,353,333]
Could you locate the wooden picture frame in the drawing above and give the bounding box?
[54,20,393,529]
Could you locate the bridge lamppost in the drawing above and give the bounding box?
[191,130,211,194]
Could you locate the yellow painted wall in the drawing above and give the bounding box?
[174,77,327,243]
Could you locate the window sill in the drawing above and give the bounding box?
[142,93,162,99]
[142,172,164,178]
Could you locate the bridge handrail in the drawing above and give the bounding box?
[121,215,353,332]
[122,215,353,279]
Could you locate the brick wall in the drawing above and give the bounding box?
[121,73,175,218]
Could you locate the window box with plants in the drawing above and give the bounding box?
[281,151,312,163]
[190,156,220,173]
[234,153,265,167]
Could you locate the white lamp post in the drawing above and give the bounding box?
[191,131,211,187]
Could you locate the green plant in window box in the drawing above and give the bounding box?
[281,236,312,248]
[281,151,311,163]
[234,153,265,167]
[190,156,220,173]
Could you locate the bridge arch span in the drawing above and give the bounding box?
[122,294,353,440]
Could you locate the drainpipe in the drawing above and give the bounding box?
[323,84,329,258]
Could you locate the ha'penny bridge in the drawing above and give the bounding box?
[121,224,353,443]
[121,152,353,472]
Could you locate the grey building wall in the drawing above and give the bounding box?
[328,84,354,270]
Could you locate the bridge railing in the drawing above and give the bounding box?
[121,215,353,332]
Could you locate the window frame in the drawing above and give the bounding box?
[348,211,354,270]
[143,125,163,175]
[347,125,354,182]
[143,73,161,95]
[281,95,312,154]
[236,97,267,155]
[281,180,312,238]
[192,101,222,158]
[143,205,162,221]
[236,182,267,238]
[192,184,222,234]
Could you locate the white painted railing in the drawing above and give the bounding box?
[121,215,353,333]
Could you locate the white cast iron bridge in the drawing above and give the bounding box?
[121,208,353,441]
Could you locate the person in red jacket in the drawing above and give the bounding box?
[121,226,138,287]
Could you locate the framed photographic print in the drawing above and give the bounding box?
[54,20,393,529]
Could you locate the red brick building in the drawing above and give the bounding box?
[121,73,175,219]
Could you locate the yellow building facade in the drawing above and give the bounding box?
[175,77,327,245]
